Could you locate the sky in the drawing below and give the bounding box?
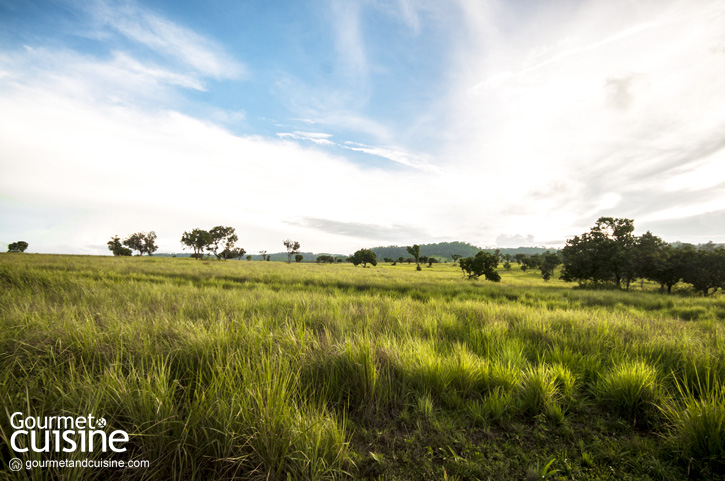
[0,0,724,255]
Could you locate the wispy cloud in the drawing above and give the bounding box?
[328,0,367,81]
[88,0,244,80]
[275,130,436,171]
[343,142,438,172]
[277,131,336,146]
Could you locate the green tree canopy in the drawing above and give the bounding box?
[107,236,132,256]
[7,241,28,253]
[560,217,636,288]
[283,239,301,263]
[181,229,213,260]
[209,226,239,260]
[460,251,501,281]
[349,249,377,267]
[407,244,421,270]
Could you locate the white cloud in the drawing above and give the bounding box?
[441,0,725,241]
[0,62,451,254]
[277,131,336,146]
[275,132,436,172]
[343,142,438,172]
[88,0,244,80]
[2,0,724,254]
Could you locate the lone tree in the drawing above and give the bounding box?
[107,236,132,256]
[349,249,377,267]
[451,254,462,265]
[460,251,501,281]
[538,252,562,281]
[143,232,158,256]
[208,226,242,260]
[123,232,158,256]
[7,241,28,253]
[283,239,300,263]
[295,254,304,263]
[407,244,421,271]
[181,229,212,260]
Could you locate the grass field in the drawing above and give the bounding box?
[1,254,724,480]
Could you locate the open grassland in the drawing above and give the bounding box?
[1,254,724,480]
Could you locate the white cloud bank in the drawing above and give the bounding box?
[1,0,724,255]
[441,0,725,240]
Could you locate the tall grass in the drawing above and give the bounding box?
[1,254,724,479]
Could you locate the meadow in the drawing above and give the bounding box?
[1,254,724,480]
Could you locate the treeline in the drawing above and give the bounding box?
[108,227,310,264]
[371,242,554,262]
[560,217,725,295]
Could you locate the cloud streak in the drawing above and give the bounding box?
[88,0,244,80]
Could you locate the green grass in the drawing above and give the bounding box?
[0,254,724,479]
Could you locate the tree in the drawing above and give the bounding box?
[521,255,541,271]
[560,217,636,288]
[295,254,304,263]
[538,252,561,281]
[349,249,377,267]
[143,231,158,256]
[680,247,725,296]
[246,255,252,261]
[120,232,157,256]
[317,255,335,264]
[7,241,29,253]
[514,254,526,264]
[259,250,268,261]
[451,254,462,265]
[428,258,438,267]
[283,239,300,263]
[181,229,212,260]
[632,231,668,289]
[460,251,501,281]
[407,245,421,270]
[645,244,686,294]
[123,233,145,256]
[223,247,246,260]
[209,226,238,260]
[107,236,131,256]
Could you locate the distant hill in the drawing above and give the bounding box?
[371,242,556,262]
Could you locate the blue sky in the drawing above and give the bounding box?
[1,0,724,255]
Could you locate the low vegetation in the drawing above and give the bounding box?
[0,254,724,480]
